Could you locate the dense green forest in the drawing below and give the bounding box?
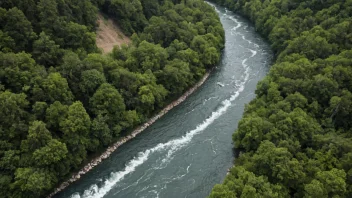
[208,0,352,197]
[0,0,224,197]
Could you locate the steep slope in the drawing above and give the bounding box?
[0,0,224,197]
[209,0,352,197]
[96,13,130,53]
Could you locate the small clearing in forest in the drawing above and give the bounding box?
[96,13,131,53]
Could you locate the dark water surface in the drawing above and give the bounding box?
[56,3,272,198]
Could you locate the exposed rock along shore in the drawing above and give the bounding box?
[47,71,211,198]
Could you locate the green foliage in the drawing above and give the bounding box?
[21,121,52,151]
[0,0,224,197]
[158,59,192,95]
[128,41,169,72]
[37,0,60,36]
[32,139,68,166]
[45,101,68,131]
[12,167,57,197]
[79,69,106,98]
[209,184,236,198]
[0,52,45,93]
[108,0,148,35]
[41,72,74,104]
[91,115,112,147]
[60,101,90,168]
[90,83,125,126]
[2,7,36,52]
[209,0,352,197]
[0,30,15,52]
[0,91,29,142]
[304,168,347,197]
[32,32,61,67]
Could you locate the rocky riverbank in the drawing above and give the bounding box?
[47,72,211,198]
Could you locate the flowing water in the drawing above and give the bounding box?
[55,3,272,198]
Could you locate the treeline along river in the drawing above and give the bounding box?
[55,3,272,198]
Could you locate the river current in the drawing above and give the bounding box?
[55,3,272,198]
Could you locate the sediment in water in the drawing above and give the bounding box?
[47,72,211,198]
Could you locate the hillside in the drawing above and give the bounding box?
[96,13,130,53]
[0,0,224,197]
[209,0,352,197]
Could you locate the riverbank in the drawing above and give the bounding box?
[47,71,211,198]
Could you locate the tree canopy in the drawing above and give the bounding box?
[0,0,224,197]
[209,0,352,197]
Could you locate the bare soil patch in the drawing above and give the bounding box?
[96,13,131,53]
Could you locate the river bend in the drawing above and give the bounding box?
[55,3,272,198]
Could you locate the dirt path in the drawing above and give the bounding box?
[96,13,131,53]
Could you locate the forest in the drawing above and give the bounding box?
[0,0,224,197]
[208,0,352,197]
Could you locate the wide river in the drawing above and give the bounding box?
[55,3,272,198]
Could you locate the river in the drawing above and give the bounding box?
[55,3,272,198]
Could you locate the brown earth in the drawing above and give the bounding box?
[96,13,131,53]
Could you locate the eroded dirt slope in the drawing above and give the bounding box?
[96,13,131,53]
